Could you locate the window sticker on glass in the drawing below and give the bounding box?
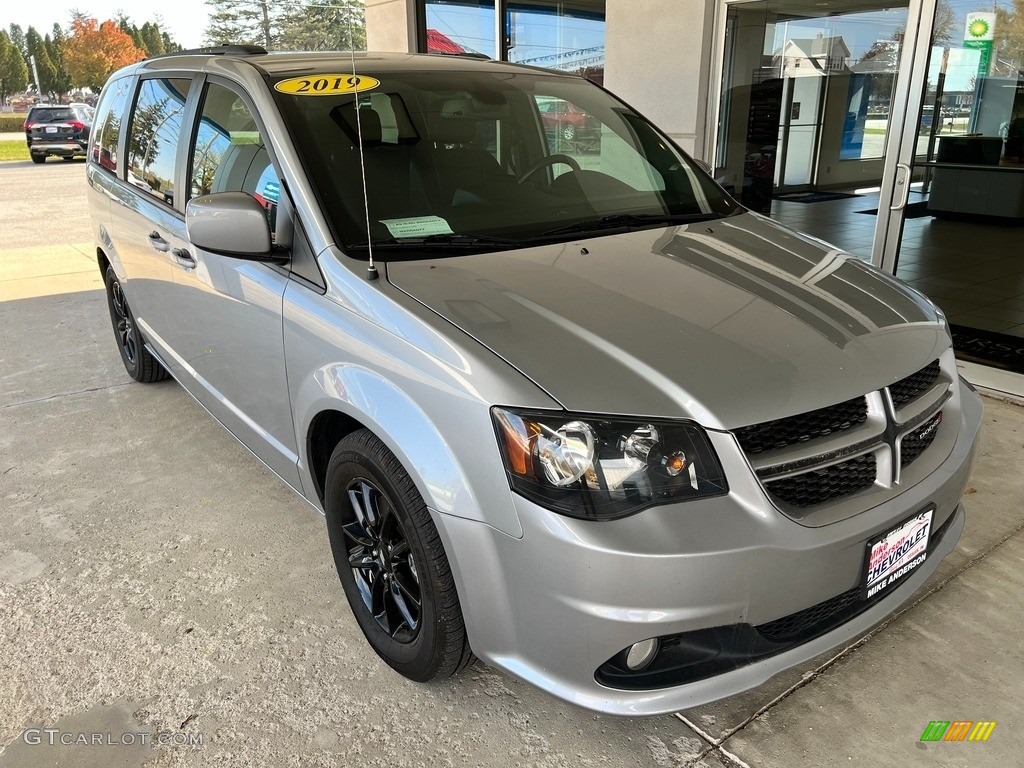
[381,216,454,239]
[275,75,380,96]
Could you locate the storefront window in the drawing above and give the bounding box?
[423,0,496,59]
[420,0,605,82]
[507,1,606,83]
[918,1,1024,171]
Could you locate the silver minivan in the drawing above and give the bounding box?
[87,46,982,715]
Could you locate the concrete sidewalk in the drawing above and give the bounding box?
[2,162,1023,767]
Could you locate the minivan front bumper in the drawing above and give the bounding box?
[436,381,981,715]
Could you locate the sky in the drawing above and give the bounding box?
[3,0,212,48]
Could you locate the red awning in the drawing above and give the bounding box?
[426,29,466,55]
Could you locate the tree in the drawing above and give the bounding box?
[0,30,29,102]
[162,31,182,54]
[140,22,166,56]
[995,1,1024,74]
[205,0,282,49]
[23,26,56,96]
[932,0,957,46]
[46,29,72,96]
[9,24,26,60]
[278,0,366,51]
[62,18,145,91]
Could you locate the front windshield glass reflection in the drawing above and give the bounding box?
[272,70,738,256]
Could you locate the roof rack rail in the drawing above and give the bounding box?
[150,44,267,59]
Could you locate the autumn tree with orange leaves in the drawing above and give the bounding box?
[62,18,145,91]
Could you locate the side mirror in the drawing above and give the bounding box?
[185,192,273,259]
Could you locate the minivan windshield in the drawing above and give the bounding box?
[271,69,739,257]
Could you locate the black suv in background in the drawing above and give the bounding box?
[24,103,93,163]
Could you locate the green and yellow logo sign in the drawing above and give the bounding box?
[963,12,996,76]
[967,18,990,39]
[920,720,997,742]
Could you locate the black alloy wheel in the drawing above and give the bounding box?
[325,429,474,681]
[344,477,422,642]
[110,279,137,367]
[103,266,169,383]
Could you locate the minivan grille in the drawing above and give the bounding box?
[764,454,876,507]
[901,412,942,468]
[735,359,948,512]
[890,360,940,409]
[733,396,867,455]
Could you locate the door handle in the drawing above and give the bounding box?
[147,231,170,252]
[889,163,912,211]
[172,248,196,269]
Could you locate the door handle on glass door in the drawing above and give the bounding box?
[147,231,170,252]
[890,163,912,211]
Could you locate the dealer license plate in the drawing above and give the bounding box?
[863,507,933,598]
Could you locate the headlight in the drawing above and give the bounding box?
[492,407,728,520]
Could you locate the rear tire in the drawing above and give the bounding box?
[325,429,473,681]
[30,154,45,164]
[103,266,169,383]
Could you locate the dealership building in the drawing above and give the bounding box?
[365,0,1024,394]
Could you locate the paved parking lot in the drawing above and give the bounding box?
[2,159,1023,768]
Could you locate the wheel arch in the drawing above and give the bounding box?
[307,408,365,508]
[96,247,111,279]
[295,363,523,538]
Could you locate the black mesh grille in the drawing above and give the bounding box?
[765,453,876,507]
[733,396,868,455]
[890,360,940,409]
[757,586,861,643]
[901,412,942,468]
[756,510,956,644]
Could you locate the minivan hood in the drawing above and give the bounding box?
[386,213,948,429]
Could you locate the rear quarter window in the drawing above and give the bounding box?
[90,78,134,174]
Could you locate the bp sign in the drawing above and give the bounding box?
[963,12,996,76]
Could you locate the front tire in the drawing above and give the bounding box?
[103,266,169,383]
[325,429,473,681]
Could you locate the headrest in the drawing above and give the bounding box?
[428,115,476,145]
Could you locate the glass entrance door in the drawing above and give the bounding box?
[882,1,1024,374]
[713,0,926,261]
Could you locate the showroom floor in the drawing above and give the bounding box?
[771,191,1024,338]
[2,161,1024,768]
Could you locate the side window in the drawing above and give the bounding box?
[90,78,133,173]
[127,78,190,206]
[190,83,278,238]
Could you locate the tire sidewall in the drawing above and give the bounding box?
[104,267,141,379]
[325,445,442,679]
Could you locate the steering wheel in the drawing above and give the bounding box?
[518,153,582,185]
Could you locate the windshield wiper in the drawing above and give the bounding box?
[536,212,724,238]
[351,233,520,250]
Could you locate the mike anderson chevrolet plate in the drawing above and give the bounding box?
[864,508,934,598]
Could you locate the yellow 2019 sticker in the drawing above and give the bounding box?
[274,74,381,96]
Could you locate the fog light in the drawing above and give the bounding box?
[625,638,660,671]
